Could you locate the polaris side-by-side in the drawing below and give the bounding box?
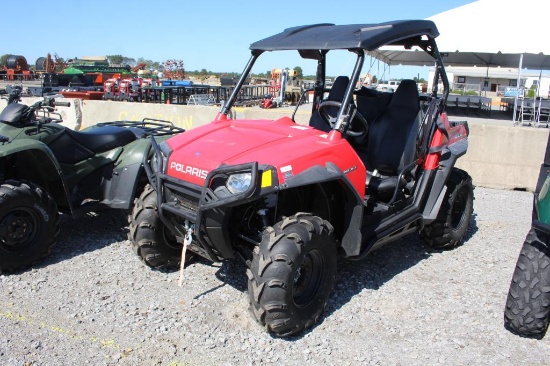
[0,97,184,272]
[133,20,474,336]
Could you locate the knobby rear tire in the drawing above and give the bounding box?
[0,180,59,273]
[421,168,474,249]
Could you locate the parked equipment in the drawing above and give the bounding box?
[132,20,474,337]
[1,54,32,80]
[118,78,141,102]
[104,77,144,102]
[259,93,275,109]
[103,77,120,100]
[261,68,303,108]
[0,98,185,272]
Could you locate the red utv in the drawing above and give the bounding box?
[102,77,119,100]
[130,20,474,336]
[117,78,141,102]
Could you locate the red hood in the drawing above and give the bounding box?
[165,117,365,195]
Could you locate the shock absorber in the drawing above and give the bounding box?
[258,193,278,230]
[257,208,270,229]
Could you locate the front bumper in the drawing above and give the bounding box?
[144,137,278,261]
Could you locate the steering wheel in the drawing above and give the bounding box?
[318,100,341,128]
[318,100,369,137]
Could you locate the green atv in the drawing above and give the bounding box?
[504,132,550,339]
[0,97,184,272]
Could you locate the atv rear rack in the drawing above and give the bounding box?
[97,118,185,137]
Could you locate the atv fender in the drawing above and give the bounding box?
[99,138,159,210]
[101,162,143,209]
[117,138,154,166]
[0,139,72,211]
[283,162,364,256]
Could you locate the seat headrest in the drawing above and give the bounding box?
[389,79,420,110]
[328,76,349,101]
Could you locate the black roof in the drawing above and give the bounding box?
[250,20,439,52]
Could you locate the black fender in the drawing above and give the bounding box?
[0,140,72,212]
[98,138,157,209]
[282,162,364,256]
[421,138,468,222]
[99,162,145,209]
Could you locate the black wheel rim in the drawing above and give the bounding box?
[0,208,40,251]
[451,186,469,230]
[292,249,324,307]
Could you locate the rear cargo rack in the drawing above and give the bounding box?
[97,118,185,136]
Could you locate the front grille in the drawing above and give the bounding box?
[174,190,199,211]
[165,182,202,213]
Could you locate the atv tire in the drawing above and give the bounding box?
[247,213,337,337]
[504,227,550,339]
[421,168,474,249]
[0,180,59,273]
[129,184,193,269]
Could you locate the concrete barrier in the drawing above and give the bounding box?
[80,100,220,131]
[455,124,548,191]
[0,98,220,131]
[3,98,548,191]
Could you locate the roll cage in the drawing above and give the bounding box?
[219,20,449,135]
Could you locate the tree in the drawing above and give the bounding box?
[294,66,303,78]
[107,55,136,66]
[163,59,185,80]
[121,56,136,66]
[136,57,161,71]
[107,54,124,65]
[0,54,9,67]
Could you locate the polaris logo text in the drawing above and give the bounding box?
[170,162,208,179]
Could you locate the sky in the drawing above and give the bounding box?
[3,0,476,80]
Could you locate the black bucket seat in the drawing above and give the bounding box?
[364,79,422,200]
[309,76,349,132]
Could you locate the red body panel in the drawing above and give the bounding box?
[424,112,469,170]
[165,117,366,196]
[424,129,445,170]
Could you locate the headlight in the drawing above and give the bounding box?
[226,173,252,194]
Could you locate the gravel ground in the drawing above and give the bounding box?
[0,187,548,365]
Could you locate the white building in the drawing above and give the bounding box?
[427,66,550,98]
